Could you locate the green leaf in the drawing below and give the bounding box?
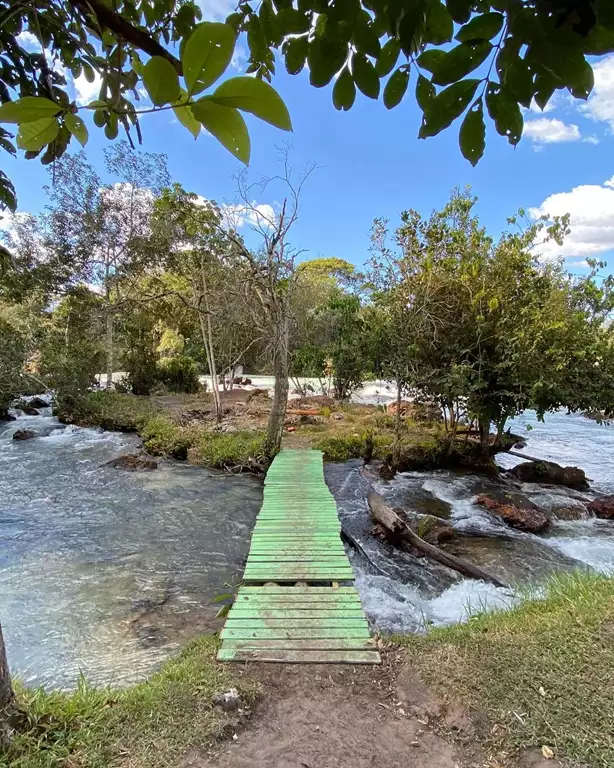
[352,53,380,99]
[0,96,61,125]
[488,296,499,310]
[333,68,356,110]
[142,55,180,106]
[419,79,480,138]
[354,10,381,57]
[104,113,118,139]
[16,117,59,151]
[93,109,107,128]
[82,62,96,83]
[276,7,311,34]
[375,39,401,77]
[597,0,614,30]
[191,99,251,163]
[504,57,534,107]
[568,59,595,100]
[426,1,454,45]
[416,74,436,111]
[208,76,292,131]
[283,36,309,75]
[64,113,88,147]
[431,42,493,86]
[384,67,409,109]
[307,37,348,87]
[456,12,504,43]
[417,49,446,74]
[486,85,524,145]
[0,171,17,213]
[173,89,200,138]
[445,0,471,23]
[459,101,485,166]
[182,22,235,97]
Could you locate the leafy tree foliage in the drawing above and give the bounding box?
[370,188,614,453]
[0,0,612,211]
[0,316,26,417]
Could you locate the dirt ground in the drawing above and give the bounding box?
[182,651,559,768]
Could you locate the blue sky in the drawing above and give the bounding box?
[4,23,614,274]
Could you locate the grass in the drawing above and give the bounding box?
[189,430,267,471]
[3,635,259,768]
[400,571,614,767]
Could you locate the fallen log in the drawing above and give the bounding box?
[340,527,392,579]
[367,491,508,589]
[507,449,547,463]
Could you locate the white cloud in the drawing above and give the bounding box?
[223,202,276,230]
[17,31,40,51]
[230,44,247,72]
[524,118,582,144]
[197,0,237,21]
[583,54,614,129]
[529,176,614,260]
[73,70,102,105]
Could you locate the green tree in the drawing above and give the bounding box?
[0,316,25,419]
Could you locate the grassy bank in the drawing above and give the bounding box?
[57,392,267,472]
[3,635,258,768]
[402,572,614,767]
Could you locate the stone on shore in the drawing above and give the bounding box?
[509,460,589,490]
[587,496,614,520]
[476,493,550,533]
[105,453,158,471]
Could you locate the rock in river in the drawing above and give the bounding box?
[28,397,50,409]
[12,429,38,441]
[105,453,158,471]
[476,493,549,533]
[587,496,614,520]
[509,460,588,490]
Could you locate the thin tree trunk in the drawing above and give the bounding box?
[478,414,491,456]
[265,316,289,459]
[393,373,402,468]
[198,313,221,422]
[0,623,14,746]
[105,307,113,390]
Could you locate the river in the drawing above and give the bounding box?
[1,402,613,688]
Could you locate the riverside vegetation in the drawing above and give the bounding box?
[3,150,614,768]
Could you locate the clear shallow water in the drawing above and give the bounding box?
[0,407,261,689]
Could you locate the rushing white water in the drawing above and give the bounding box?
[1,404,261,689]
[327,410,614,633]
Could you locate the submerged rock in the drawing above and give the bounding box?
[509,460,589,490]
[587,496,614,520]
[0,411,16,422]
[20,406,39,416]
[105,453,158,471]
[529,492,589,521]
[476,494,549,533]
[12,429,37,441]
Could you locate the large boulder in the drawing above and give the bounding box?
[509,460,589,490]
[105,453,158,471]
[476,494,550,533]
[12,429,37,441]
[20,406,39,416]
[28,397,50,409]
[587,496,614,520]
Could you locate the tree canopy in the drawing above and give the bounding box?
[0,0,612,211]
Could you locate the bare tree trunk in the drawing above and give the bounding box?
[478,414,491,456]
[105,307,113,390]
[265,316,289,459]
[198,313,221,422]
[0,623,14,746]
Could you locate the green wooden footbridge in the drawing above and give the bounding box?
[218,449,381,664]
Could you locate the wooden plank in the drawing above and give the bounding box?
[217,649,381,664]
[221,627,372,640]
[223,618,368,628]
[246,556,349,562]
[238,586,359,593]
[228,609,366,619]
[235,594,361,603]
[222,639,376,650]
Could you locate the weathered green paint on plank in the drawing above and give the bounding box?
[218,450,379,665]
[218,649,381,664]
[228,609,366,619]
[222,639,376,650]
[239,586,359,593]
[224,618,368,628]
[221,627,372,640]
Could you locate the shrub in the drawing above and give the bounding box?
[55,391,154,431]
[157,355,200,394]
[189,430,267,471]
[140,415,192,459]
[314,433,366,461]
